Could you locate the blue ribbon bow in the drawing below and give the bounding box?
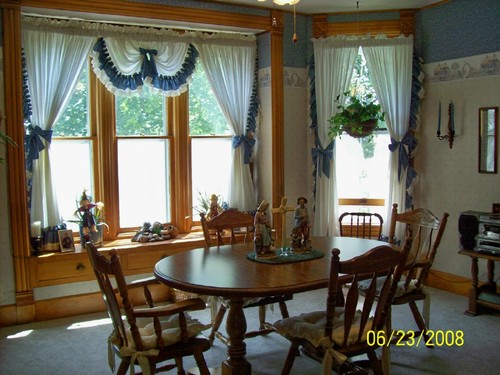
[311,141,334,178]
[25,125,53,171]
[139,48,159,80]
[389,132,418,182]
[232,134,256,164]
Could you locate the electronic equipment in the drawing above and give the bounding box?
[458,211,483,250]
[477,213,500,255]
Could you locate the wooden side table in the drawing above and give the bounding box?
[458,249,500,315]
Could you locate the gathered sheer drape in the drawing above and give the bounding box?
[362,35,414,225]
[311,36,359,236]
[22,27,95,227]
[195,43,257,210]
[311,34,414,236]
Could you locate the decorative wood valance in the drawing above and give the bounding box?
[312,10,415,39]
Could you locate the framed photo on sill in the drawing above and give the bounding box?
[59,229,75,252]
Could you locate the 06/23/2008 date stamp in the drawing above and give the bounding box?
[367,330,464,347]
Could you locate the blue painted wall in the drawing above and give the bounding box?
[414,0,500,63]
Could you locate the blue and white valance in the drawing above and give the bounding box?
[91,37,198,96]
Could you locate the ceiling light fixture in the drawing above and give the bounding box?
[261,0,300,42]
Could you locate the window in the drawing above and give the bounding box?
[336,48,390,221]
[115,84,170,228]
[51,59,232,237]
[51,64,93,234]
[189,62,232,220]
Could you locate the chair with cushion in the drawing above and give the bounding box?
[200,209,293,346]
[273,238,412,375]
[339,212,383,239]
[86,241,211,375]
[385,203,449,344]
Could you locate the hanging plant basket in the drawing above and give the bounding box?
[343,119,378,138]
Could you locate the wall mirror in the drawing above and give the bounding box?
[479,107,498,173]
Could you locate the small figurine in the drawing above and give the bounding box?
[254,200,274,257]
[78,190,97,236]
[291,196,311,251]
[208,194,224,219]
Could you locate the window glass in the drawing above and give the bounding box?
[191,138,231,219]
[115,84,169,228]
[116,85,165,136]
[51,140,93,232]
[117,139,170,227]
[336,132,390,217]
[189,63,230,136]
[52,65,89,137]
[52,65,92,231]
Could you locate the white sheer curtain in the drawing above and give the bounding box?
[312,36,359,236]
[23,27,95,227]
[195,43,257,211]
[362,35,414,229]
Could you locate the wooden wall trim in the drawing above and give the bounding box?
[1,1,33,303]
[0,285,170,327]
[426,269,471,297]
[270,9,285,240]
[19,0,270,32]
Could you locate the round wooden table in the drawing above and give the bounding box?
[154,236,392,375]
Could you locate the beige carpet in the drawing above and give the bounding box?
[0,287,499,374]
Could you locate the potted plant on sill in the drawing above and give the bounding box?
[69,189,108,246]
[328,91,385,140]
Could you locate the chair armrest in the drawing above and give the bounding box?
[133,297,207,318]
[126,275,159,289]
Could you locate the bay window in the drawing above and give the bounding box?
[23,18,258,240]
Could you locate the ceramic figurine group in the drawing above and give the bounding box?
[253,196,311,257]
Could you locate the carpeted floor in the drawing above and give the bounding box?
[0,287,499,374]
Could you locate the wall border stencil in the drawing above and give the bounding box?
[258,67,307,89]
[424,51,500,83]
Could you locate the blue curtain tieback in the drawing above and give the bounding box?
[139,48,159,79]
[389,132,418,182]
[25,125,53,171]
[232,134,256,164]
[311,141,334,178]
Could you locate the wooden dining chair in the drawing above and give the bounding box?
[273,238,412,375]
[384,203,449,344]
[339,212,384,239]
[86,241,211,375]
[200,209,293,346]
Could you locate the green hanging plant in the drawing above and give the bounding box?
[328,91,385,140]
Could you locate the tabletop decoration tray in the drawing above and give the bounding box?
[246,248,324,264]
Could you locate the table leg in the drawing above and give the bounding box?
[465,256,479,316]
[486,260,496,291]
[222,297,252,375]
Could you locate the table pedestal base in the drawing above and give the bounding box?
[222,298,252,375]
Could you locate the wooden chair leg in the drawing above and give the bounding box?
[281,341,300,375]
[193,351,211,375]
[174,357,184,374]
[208,305,227,344]
[367,349,383,375]
[258,305,266,330]
[409,300,432,345]
[279,300,290,319]
[117,358,131,375]
[382,305,392,374]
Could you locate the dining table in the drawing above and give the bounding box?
[154,236,395,375]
